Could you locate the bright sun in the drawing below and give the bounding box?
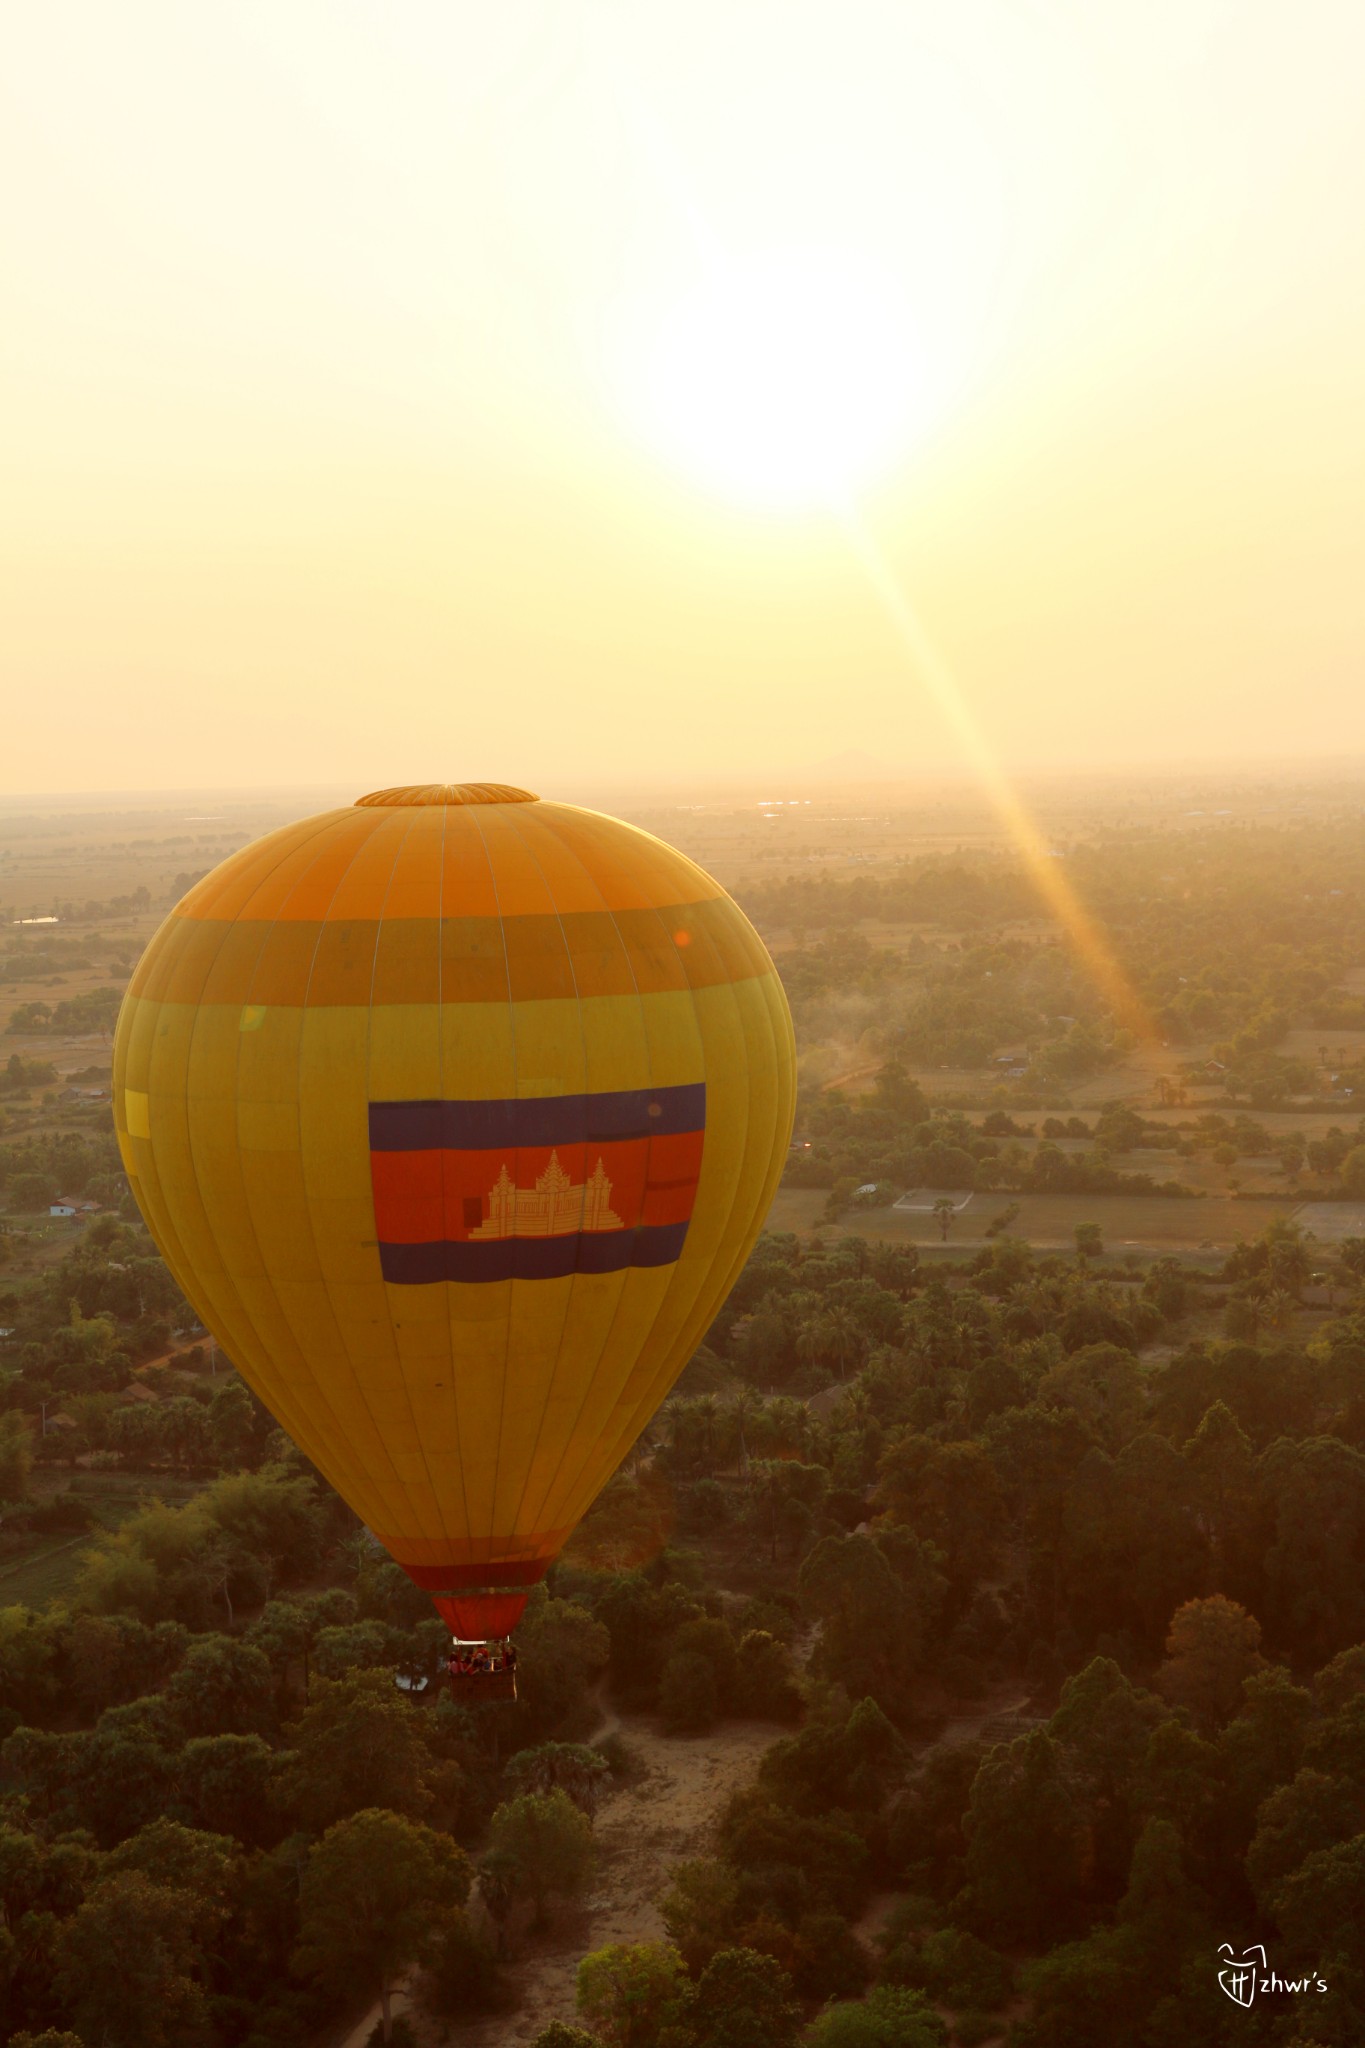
[614,247,946,510]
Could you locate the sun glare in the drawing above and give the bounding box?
[614,248,947,509]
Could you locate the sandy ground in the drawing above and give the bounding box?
[335,1707,786,2048]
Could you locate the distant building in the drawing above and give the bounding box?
[49,1203,77,1218]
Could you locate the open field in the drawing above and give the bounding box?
[767,1184,1296,1255]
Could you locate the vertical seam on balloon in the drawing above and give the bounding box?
[150,823,361,1510]
[466,802,520,1564]
[433,795,474,1563]
[283,806,421,1534]
[171,814,363,1488]
[228,810,407,1528]
[590,951,794,1492]
[496,804,618,1556]
[548,872,786,1526]
[506,808,661,1536]
[524,813,703,1533]
[358,803,433,1539]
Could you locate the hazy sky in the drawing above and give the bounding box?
[4,1,1363,794]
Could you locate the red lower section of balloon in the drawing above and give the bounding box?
[401,1555,552,1590]
[433,1591,529,1640]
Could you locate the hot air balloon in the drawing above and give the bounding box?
[112,784,795,1654]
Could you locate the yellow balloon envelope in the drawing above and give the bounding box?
[113,784,795,1634]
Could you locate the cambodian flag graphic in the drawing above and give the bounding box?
[369,1083,705,1284]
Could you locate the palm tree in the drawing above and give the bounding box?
[821,1305,867,1383]
[725,1385,761,1476]
[1263,1286,1297,1332]
[694,1395,721,1476]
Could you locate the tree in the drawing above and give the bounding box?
[733,1630,802,1721]
[1074,1222,1104,1264]
[0,1411,33,1501]
[294,1808,471,2044]
[277,1668,434,1832]
[1246,1768,1364,1913]
[1156,1596,1266,1732]
[932,1198,956,1242]
[422,1907,514,2022]
[687,1947,801,2048]
[484,1788,595,1930]
[659,1858,742,1973]
[577,1940,689,2048]
[177,1733,278,1845]
[505,1741,612,1819]
[1037,1343,1142,1452]
[1275,1831,1365,1985]
[52,1870,209,2048]
[659,1649,718,1733]
[105,1816,241,1924]
[530,2028,602,2048]
[875,1435,1005,1614]
[1315,1642,1365,1715]
[799,1530,945,1717]
[163,1632,275,1738]
[963,1729,1090,1944]
[805,1986,947,2048]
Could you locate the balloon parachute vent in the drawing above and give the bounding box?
[356,784,539,807]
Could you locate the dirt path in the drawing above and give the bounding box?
[391,1710,784,2047]
[333,1679,1034,2046]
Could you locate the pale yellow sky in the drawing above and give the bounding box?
[3,1,1362,793]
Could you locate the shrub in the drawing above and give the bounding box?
[659,1650,718,1733]
[804,1985,947,2048]
[423,1911,515,2019]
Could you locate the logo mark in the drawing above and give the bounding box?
[1216,1943,1327,2006]
[1217,1944,1265,2007]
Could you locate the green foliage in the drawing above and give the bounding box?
[422,1908,515,2019]
[891,1927,1012,2010]
[804,1985,947,2048]
[72,1466,326,1628]
[163,1633,275,1737]
[687,1946,802,2048]
[1156,1595,1266,1731]
[506,1740,612,1817]
[660,1858,743,1974]
[484,1787,596,1928]
[799,1529,945,1719]
[295,1807,470,2022]
[0,1409,34,1499]
[660,1649,719,1733]
[577,1940,690,2048]
[52,1868,209,2048]
[963,1730,1090,1945]
[277,1667,441,1832]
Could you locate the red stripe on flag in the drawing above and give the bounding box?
[371,1129,703,1246]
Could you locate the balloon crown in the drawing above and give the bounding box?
[356,783,539,807]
